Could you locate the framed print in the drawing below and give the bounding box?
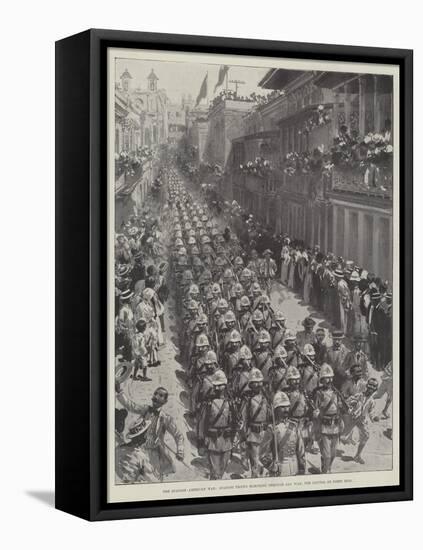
[55,29,413,521]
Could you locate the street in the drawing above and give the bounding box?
[121,263,393,482]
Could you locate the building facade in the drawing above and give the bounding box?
[230,69,393,282]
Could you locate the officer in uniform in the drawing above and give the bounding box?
[198,370,237,479]
[241,368,272,477]
[257,294,273,331]
[313,363,345,473]
[260,391,306,477]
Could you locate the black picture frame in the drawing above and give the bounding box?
[55,28,413,521]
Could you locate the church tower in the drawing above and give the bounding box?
[120,68,132,92]
[147,69,159,92]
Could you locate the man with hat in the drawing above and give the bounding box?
[238,295,252,335]
[197,370,237,479]
[343,335,370,382]
[325,330,349,389]
[115,383,184,482]
[240,368,272,477]
[259,248,277,292]
[252,329,273,384]
[117,288,135,335]
[342,378,380,464]
[313,363,345,473]
[260,391,306,477]
[296,316,317,352]
[313,327,328,366]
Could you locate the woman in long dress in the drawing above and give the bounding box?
[280,244,291,285]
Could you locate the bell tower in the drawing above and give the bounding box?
[147,69,159,92]
[120,68,132,92]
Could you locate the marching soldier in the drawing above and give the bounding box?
[240,368,272,477]
[245,310,265,351]
[313,363,346,474]
[259,249,277,292]
[269,310,287,350]
[252,329,273,384]
[298,343,320,396]
[260,391,306,477]
[268,344,289,396]
[284,330,300,367]
[231,345,254,401]
[286,366,311,448]
[222,329,242,383]
[198,370,237,479]
[238,296,252,333]
[257,294,273,331]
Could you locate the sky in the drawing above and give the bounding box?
[115,57,271,104]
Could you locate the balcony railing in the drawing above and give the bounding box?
[330,163,393,200]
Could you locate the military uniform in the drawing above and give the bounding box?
[260,418,306,476]
[314,386,344,473]
[241,391,271,477]
[198,396,235,479]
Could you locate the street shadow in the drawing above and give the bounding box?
[340,455,355,462]
[308,465,320,475]
[26,490,55,508]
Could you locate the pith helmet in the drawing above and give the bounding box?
[234,256,244,266]
[239,345,253,360]
[319,363,334,379]
[252,282,261,293]
[241,268,252,279]
[196,334,210,347]
[258,329,271,343]
[211,283,221,295]
[217,298,229,310]
[189,284,199,294]
[274,345,288,359]
[204,350,217,364]
[224,310,236,323]
[240,295,251,307]
[252,310,264,322]
[273,391,290,409]
[303,343,316,356]
[187,300,199,311]
[274,310,286,322]
[229,329,242,343]
[284,329,297,342]
[211,369,227,386]
[249,368,264,384]
[286,366,301,380]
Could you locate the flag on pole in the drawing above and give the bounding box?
[195,73,208,107]
[214,65,229,93]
